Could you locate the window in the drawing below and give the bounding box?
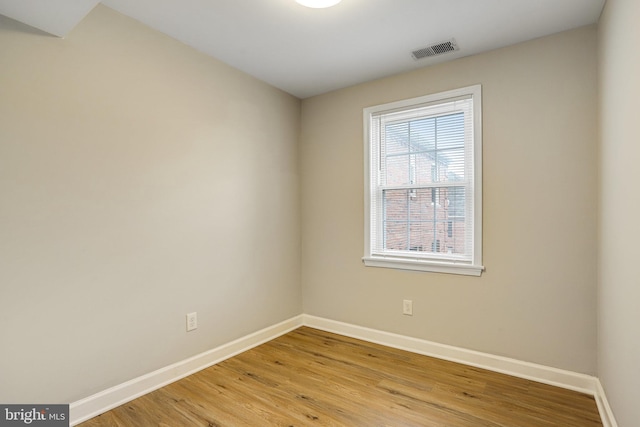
[363,85,483,276]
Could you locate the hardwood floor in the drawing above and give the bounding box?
[79,327,602,426]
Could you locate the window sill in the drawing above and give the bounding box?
[362,256,484,276]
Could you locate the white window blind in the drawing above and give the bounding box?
[363,85,483,276]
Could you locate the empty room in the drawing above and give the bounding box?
[1,0,638,426]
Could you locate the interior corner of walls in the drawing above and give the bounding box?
[595,379,619,427]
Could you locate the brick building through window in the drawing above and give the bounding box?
[382,112,466,256]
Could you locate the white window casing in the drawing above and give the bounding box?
[363,85,484,276]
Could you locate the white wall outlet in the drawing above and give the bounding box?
[403,300,413,316]
[186,312,198,332]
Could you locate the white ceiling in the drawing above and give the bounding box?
[0,0,98,37]
[1,0,605,98]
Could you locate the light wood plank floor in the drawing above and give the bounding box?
[80,327,602,426]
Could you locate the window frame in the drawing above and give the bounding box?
[363,85,484,276]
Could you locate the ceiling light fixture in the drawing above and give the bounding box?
[295,0,342,8]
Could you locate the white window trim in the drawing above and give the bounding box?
[363,85,484,276]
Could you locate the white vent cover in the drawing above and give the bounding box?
[412,39,459,60]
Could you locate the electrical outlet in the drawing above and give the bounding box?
[403,300,413,316]
[186,312,198,332]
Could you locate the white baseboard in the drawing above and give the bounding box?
[70,313,616,427]
[303,315,619,426]
[69,315,303,426]
[594,379,619,427]
[302,315,597,394]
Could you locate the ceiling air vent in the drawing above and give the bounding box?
[411,39,459,60]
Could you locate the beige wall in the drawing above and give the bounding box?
[300,26,598,374]
[0,5,301,403]
[598,0,640,424]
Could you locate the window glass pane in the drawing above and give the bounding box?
[384,122,409,155]
[409,117,435,152]
[384,189,407,221]
[436,112,465,149]
[383,188,465,255]
[445,217,466,255]
[385,155,409,186]
[384,221,408,251]
[414,155,435,186]
[446,186,465,218]
[409,221,434,253]
[385,112,466,186]
[439,148,465,181]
